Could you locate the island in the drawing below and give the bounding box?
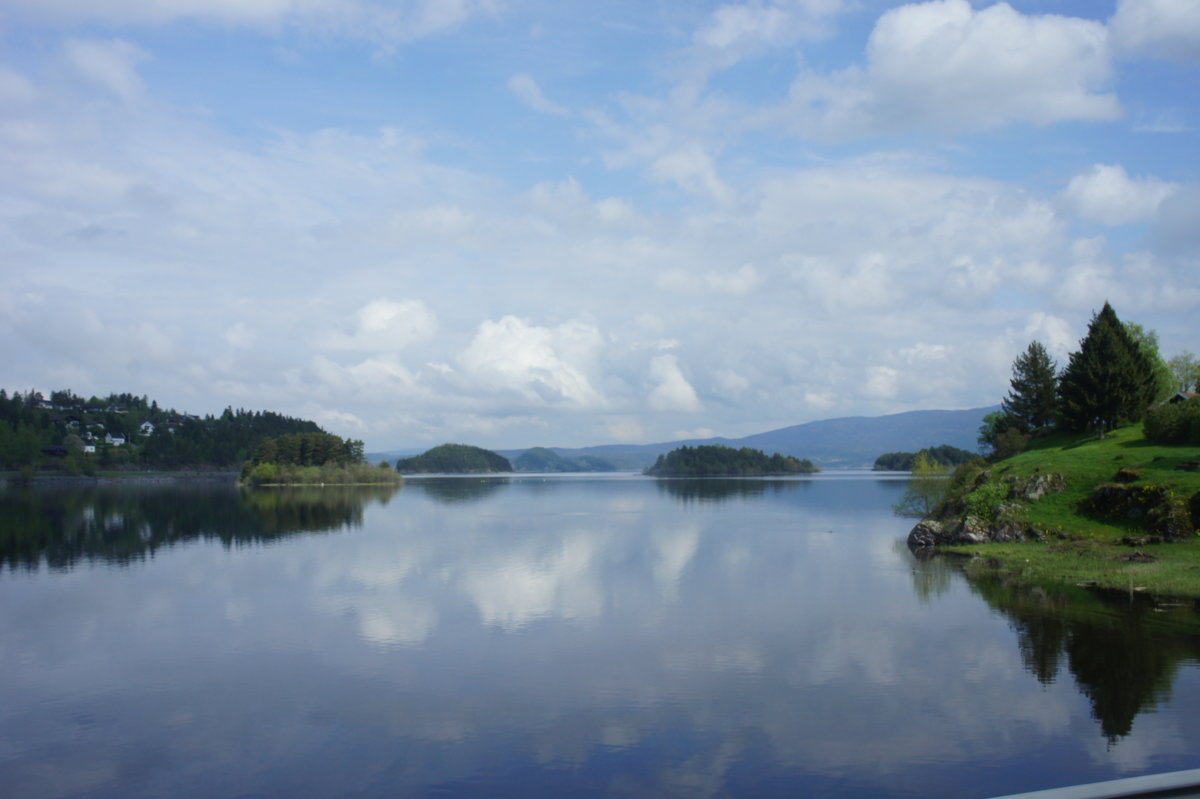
[395,443,513,474]
[240,432,401,486]
[645,444,818,477]
[513,447,617,472]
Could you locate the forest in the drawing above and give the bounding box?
[0,388,330,473]
[645,445,818,477]
[873,445,978,472]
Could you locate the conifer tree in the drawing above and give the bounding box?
[1057,303,1155,434]
[1002,341,1058,433]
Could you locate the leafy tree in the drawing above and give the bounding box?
[1002,341,1058,433]
[1057,303,1157,435]
[1166,351,1200,393]
[977,411,1016,452]
[1123,322,1175,404]
[891,452,948,517]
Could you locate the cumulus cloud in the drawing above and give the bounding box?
[321,299,438,351]
[1109,0,1200,64]
[779,0,1119,140]
[648,354,702,412]
[1060,164,1178,226]
[507,74,569,116]
[458,317,606,408]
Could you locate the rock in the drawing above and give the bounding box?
[907,519,950,548]
[1019,472,1066,502]
[1113,467,1140,484]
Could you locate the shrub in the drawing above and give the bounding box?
[964,481,1009,519]
[1144,397,1200,445]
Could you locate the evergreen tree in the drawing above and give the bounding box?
[1057,303,1156,434]
[1002,341,1058,433]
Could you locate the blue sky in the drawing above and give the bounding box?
[2,0,1198,450]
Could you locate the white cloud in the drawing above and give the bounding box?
[658,264,761,295]
[780,0,1119,140]
[63,38,148,103]
[648,354,701,412]
[507,73,569,116]
[864,366,898,400]
[458,316,606,408]
[6,0,499,44]
[649,142,734,203]
[1061,164,1179,225]
[1110,0,1200,64]
[321,299,438,351]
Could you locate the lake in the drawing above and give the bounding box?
[1,474,1198,798]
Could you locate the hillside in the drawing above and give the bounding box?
[907,424,1200,598]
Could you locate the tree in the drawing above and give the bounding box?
[1166,351,1200,393]
[891,452,948,517]
[1057,303,1157,435]
[1002,341,1058,434]
[1123,322,1174,404]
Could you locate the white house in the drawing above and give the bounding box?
[105,432,127,446]
[139,421,155,436]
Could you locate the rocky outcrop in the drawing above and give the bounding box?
[1083,483,1200,542]
[906,471,1066,549]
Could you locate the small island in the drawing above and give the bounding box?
[513,447,617,472]
[240,432,401,486]
[395,443,513,474]
[645,444,818,477]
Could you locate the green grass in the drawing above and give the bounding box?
[944,423,1200,598]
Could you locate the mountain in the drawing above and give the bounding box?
[510,406,999,471]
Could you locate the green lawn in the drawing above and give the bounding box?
[943,424,1200,598]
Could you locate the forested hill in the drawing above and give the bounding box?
[395,444,512,474]
[0,388,325,472]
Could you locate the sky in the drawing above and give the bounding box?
[1,0,1198,451]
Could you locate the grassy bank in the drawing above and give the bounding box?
[938,423,1200,598]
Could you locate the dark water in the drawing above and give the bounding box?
[1,475,1197,798]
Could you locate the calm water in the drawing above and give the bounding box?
[1,474,1198,798]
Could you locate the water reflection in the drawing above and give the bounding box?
[964,573,1200,742]
[0,478,1197,799]
[406,476,510,504]
[653,477,815,503]
[0,483,399,571]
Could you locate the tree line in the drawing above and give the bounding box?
[645,445,818,477]
[0,388,328,473]
[873,445,978,472]
[981,302,1199,455]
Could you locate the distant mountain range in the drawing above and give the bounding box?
[369,405,999,471]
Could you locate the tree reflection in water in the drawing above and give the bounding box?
[0,482,399,571]
[963,571,1199,742]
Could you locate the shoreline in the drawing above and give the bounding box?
[905,424,1200,600]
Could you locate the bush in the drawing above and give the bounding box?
[964,481,1008,519]
[1144,397,1200,445]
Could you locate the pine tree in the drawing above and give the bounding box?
[1057,303,1156,434]
[1002,340,1058,433]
